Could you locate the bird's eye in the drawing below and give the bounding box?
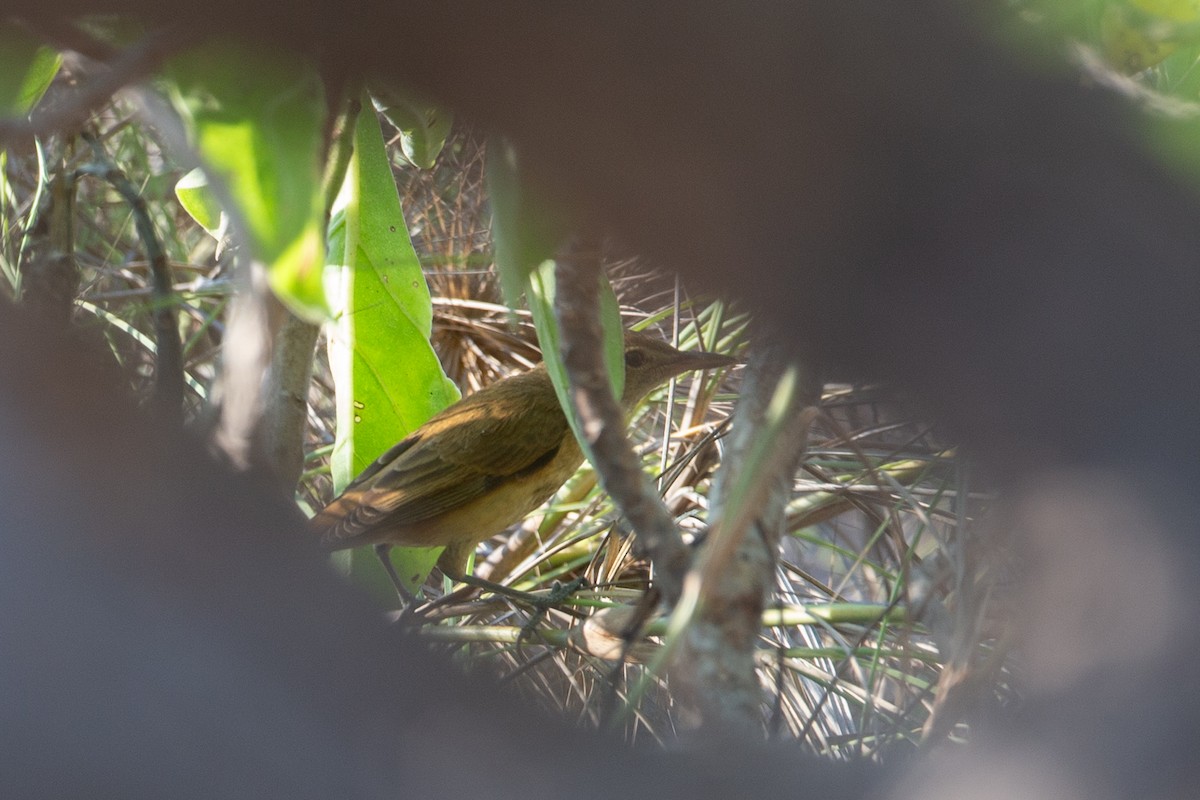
[625,349,647,368]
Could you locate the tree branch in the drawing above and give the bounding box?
[553,239,689,606]
[256,306,319,490]
[673,334,819,738]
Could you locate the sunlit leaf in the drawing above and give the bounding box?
[326,96,460,596]
[173,168,223,236]
[167,44,327,319]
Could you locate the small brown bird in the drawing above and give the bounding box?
[310,329,735,595]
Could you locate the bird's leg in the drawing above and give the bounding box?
[439,541,588,608]
[442,567,590,612]
[515,575,591,643]
[395,544,589,626]
[374,544,417,605]
[451,569,591,644]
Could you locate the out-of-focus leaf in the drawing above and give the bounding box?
[488,138,618,466]
[167,44,327,319]
[371,86,452,169]
[326,97,460,597]
[526,259,626,468]
[1101,0,1200,72]
[0,26,61,116]
[487,138,570,309]
[173,168,223,236]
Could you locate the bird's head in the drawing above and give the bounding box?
[619,329,738,408]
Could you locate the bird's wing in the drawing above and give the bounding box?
[325,372,570,535]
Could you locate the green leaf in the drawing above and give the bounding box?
[173,168,223,236]
[166,44,327,320]
[326,97,460,597]
[526,260,626,468]
[0,26,61,116]
[487,138,570,309]
[370,86,453,170]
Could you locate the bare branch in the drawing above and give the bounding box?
[553,238,689,606]
[674,334,819,738]
[256,308,319,490]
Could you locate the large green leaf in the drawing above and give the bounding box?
[167,44,327,320]
[326,98,460,596]
[0,25,60,116]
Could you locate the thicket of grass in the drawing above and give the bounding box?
[3,79,1014,758]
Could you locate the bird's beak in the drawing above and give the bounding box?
[675,349,739,373]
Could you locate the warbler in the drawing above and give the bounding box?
[310,329,735,595]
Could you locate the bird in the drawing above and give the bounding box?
[310,329,737,598]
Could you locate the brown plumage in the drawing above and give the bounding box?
[310,330,735,591]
